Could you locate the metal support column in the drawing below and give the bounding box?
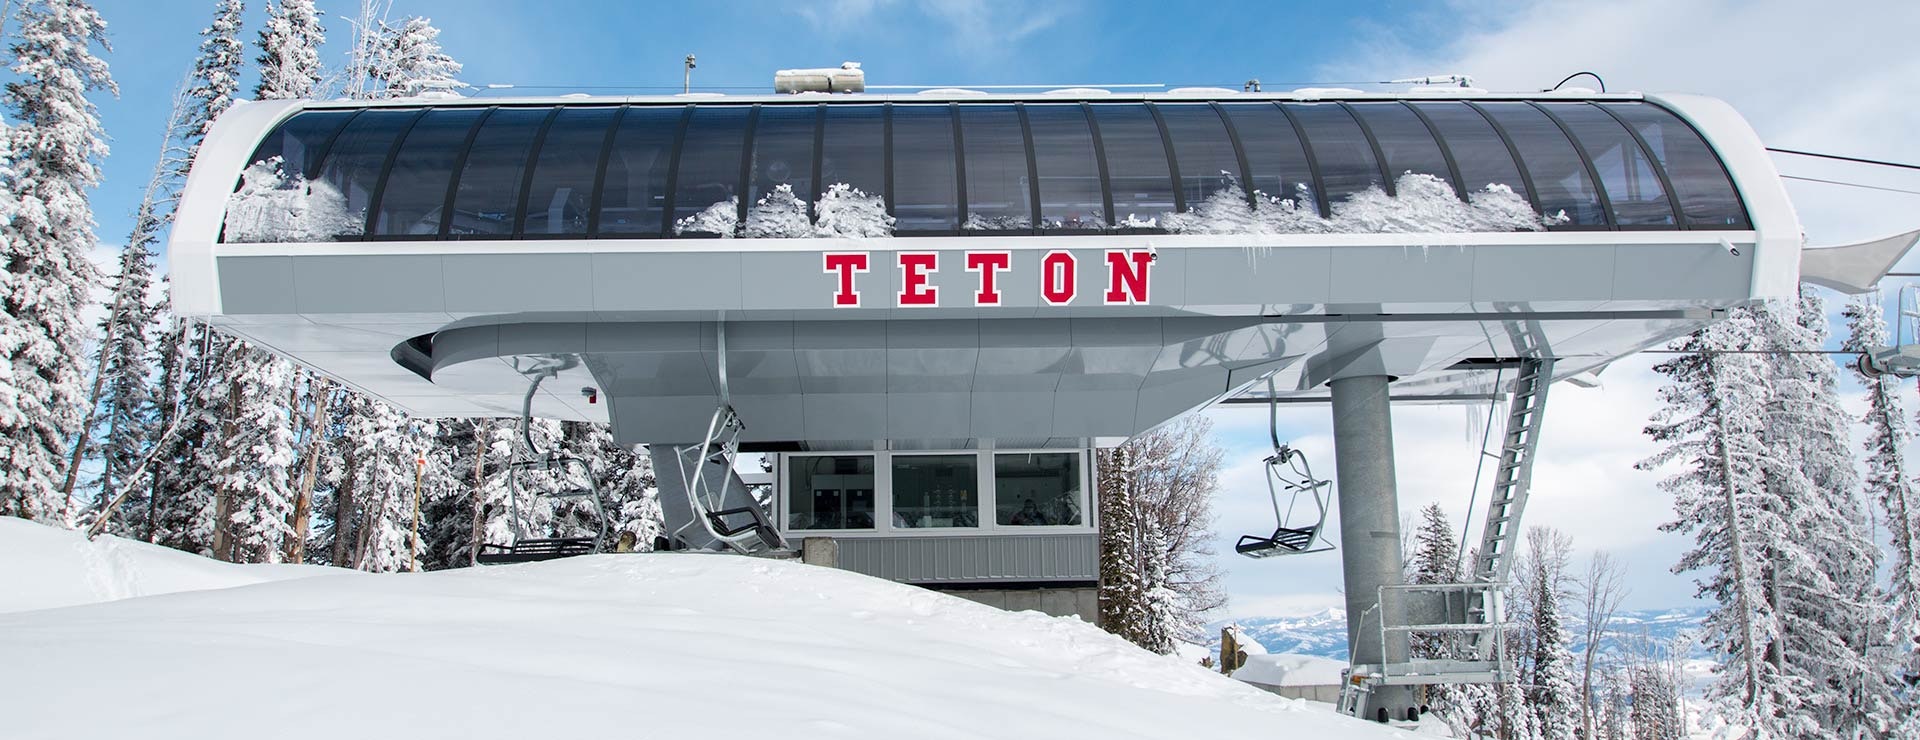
[1329,374,1416,720]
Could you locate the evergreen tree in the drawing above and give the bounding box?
[1097,445,1151,645]
[372,16,464,98]
[1642,310,1798,736]
[335,394,422,572]
[1407,504,1468,730]
[1755,291,1891,738]
[255,0,323,101]
[181,0,244,162]
[209,344,297,562]
[1843,291,1920,735]
[84,150,172,532]
[1524,528,1579,740]
[0,0,116,522]
[1629,659,1685,740]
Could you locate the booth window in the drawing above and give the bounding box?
[1539,102,1676,227]
[1599,102,1750,229]
[1090,103,1175,228]
[521,107,620,237]
[243,109,354,182]
[890,105,960,232]
[746,104,820,220]
[1475,102,1606,227]
[671,105,753,234]
[447,108,549,238]
[1025,103,1105,230]
[1218,103,1313,208]
[371,108,483,237]
[596,105,681,237]
[892,455,979,529]
[1407,101,1527,198]
[1157,103,1243,211]
[309,108,418,240]
[1286,102,1384,215]
[820,104,886,205]
[959,104,1033,231]
[1347,102,1453,192]
[787,455,875,530]
[995,453,1082,527]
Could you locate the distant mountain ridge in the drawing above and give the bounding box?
[1211,606,1713,661]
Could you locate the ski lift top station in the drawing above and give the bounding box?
[167,63,1918,721]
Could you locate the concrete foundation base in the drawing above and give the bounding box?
[940,587,1100,625]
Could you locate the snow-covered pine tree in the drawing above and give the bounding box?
[181,0,243,163]
[1523,528,1579,740]
[1134,517,1182,655]
[1406,504,1469,728]
[82,124,181,532]
[255,0,323,101]
[1754,290,1894,738]
[371,16,463,98]
[1628,656,1685,740]
[0,0,116,523]
[561,421,660,552]
[211,343,297,562]
[1843,291,1920,732]
[1642,309,1800,737]
[335,393,423,571]
[1097,445,1150,645]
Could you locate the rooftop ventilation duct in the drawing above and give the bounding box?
[775,62,865,94]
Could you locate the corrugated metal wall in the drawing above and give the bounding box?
[831,533,1098,584]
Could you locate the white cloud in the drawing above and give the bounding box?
[787,0,1070,57]
[1215,0,1920,619]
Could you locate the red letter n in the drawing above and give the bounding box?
[1104,250,1152,305]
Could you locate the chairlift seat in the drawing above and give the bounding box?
[476,537,597,564]
[1237,526,1322,558]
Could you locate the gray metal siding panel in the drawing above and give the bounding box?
[833,533,1098,584]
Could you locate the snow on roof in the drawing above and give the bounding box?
[1232,653,1350,688]
[0,515,1421,739]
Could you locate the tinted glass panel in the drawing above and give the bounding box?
[1478,102,1605,227]
[1025,104,1104,229]
[243,109,355,181]
[820,105,885,199]
[747,104,819,218]
[1090,104,1174,228]
[892,455,978,529]
[959,104,1031,231]
[787,455,875,531]
[1287,102,1384,210]
[1349,102,1452,191]
[1541,103,1674,227]
[1407,102,1527,198]
[891,105,960,232]
[371,108,483,237]
[308,109,419,240]
[448,108,548,237]
[1157,103,1243,210]
[1219,103,1313,205]
[995,453,1082,526]
[521,107,619,237]
[672,106,752,234]
[1601,102,1750,229]
[597,105,682,237]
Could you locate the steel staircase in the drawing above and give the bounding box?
[1471,355,1554,583]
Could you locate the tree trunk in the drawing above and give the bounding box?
[332,454,356,566]
[210,377,243,561]
[285,379,329,563]
[1711,381,1764,708]
[468,424,486,566]
[58,302,123,521]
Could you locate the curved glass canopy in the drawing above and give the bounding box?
[224,98,1750,243]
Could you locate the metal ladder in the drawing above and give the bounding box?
[1470,355,1554,583]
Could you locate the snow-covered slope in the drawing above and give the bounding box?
[0,516,339,613]
[0,517,1430,740]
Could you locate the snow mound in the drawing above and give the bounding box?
[0,516,341,614]
[0,519,1425,739]
[1232,653,1349,687]
[223,156,362,243]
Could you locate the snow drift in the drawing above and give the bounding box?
[0,516,337,614]
[0,516,1428,740]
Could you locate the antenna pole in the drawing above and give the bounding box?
[684,54,696,94]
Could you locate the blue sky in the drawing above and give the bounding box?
[59,0,1920,617]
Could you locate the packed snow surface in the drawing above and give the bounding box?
[0,516,334,613]
[0,517,1433,740]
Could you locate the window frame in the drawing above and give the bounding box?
[774,448,1094,539]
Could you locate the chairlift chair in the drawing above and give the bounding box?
[1236,377,1336,559]
[476,359,611,565]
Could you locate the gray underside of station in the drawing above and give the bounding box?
[210,238,1751,450]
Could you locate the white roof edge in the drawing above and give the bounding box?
[286,89,1651,108]
[1643,92,1802,300]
